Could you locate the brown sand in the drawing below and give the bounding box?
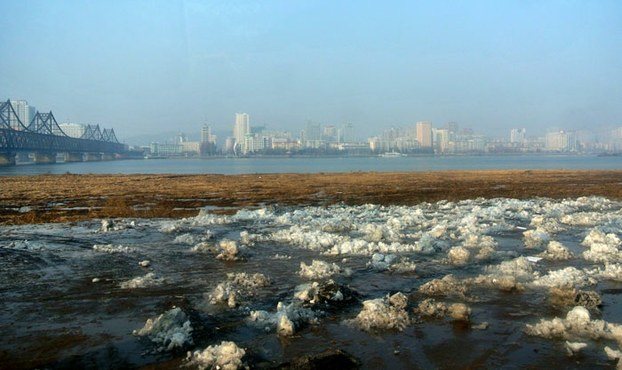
[1,169,622,224]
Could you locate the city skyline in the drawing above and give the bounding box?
[1,2,620,140]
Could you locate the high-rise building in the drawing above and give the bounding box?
[545,130,577,151]
[510,128,526,143]
[201,124,216,144]
[338,123,355,143]
[9,100,32,130]
[233,113,250,145]
[59,123,86,138]
[416,121,433,148]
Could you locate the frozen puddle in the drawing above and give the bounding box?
[2,196,622,368]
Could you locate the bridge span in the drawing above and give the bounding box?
[0,100,127,166]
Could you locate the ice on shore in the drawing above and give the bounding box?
[120,272,163,289]
[133,307,193,352]
[345,292,410,332]
[186,341,247,370]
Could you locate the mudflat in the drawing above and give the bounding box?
[1,169,622,224]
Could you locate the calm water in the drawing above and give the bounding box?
[0,154,620,175]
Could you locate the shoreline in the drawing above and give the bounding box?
[2,169,622,224]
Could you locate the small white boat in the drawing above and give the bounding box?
[379,151,405,158]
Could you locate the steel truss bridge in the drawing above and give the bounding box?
[0,100,127,166]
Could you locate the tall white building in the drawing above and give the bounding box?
[233,113,250,146]
[545,131,577,151]
[58,123,86,138]
[9,100,33,129]
[510,128,526,143]
[416,121,433,148]
[201,124,215,144]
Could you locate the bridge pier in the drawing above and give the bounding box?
[64,153,83,162]
[34,152,57,164]
[85,153,102,161]
[102,153,115,161]
[0,152,16,166]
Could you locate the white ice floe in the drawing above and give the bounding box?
[133,307,193,352]
[367,253,416,273]
[415,298,448,319]
[298,260,342,280]
[345,292,410,332]
[100,219,135,233]
[447,246,471,266]
[538,241,573,261]
[186,341,247,370]
[565,341,588,356]
[419,275,468,298]
[525,306,621,342]
[582,229,622,263]
[92,244,136,254]
[120,272,163,289]
[531,267,597,289]
[591,263,622,282]
[139,260,151,267]
[248,301,319,336]
[523,229,550,249]
[208,272,270,308]
[216,239,242,261]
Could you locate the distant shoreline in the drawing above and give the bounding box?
[2,169,622,225]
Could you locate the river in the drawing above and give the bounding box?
[0,154,620,176]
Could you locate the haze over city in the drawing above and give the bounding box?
[1,1,621,142]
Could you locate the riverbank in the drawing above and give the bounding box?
[2,169,622,224]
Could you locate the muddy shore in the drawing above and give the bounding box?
[1,169,622,224]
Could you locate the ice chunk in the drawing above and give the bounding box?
[186,341,247,370]
[191,242,217,253]
[92,244,135,254]
[525,306,612,341]
[139,260,150,267]
[345,292,410,332]
[523,229,550,249]
[208,272,270,308]
[447,246,470,266]
[549,287,602,310]
[414,298,448,319]
[120,272,163,289]
[531,267,596,289]
[367,253,416,273]
[248,301,318,336]
[605,346,622,361]
[565,341,587,356]
[217,239,242,261]
[419,275,468,298]
[448,303,471,322]
[582,229,622,263]
[299,260,341,280]
[538,241,573,261]
[133,307,193,352]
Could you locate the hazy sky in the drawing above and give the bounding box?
[1,1,621,142]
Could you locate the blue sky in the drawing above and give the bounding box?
[1,1,620,141]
